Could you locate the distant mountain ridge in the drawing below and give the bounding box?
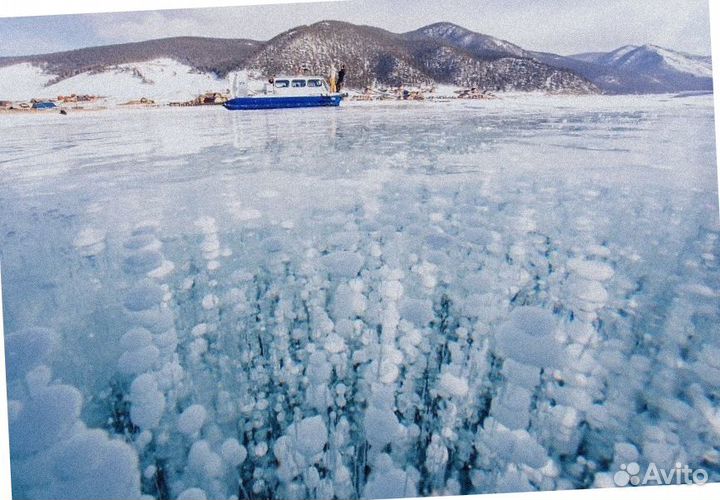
[414,22,712,94]
[0,21,596,94]
[403,22,531,60]
[0,20,712,94]
[0,37,261,84]
[532,44,712,94]
[241,21,596,92]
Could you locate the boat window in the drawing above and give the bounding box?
[291,80,307,88]
[274,80,290,88]
[307,79,323,87]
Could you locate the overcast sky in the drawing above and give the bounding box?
[0,0,713,57]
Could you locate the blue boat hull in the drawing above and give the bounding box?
[223,94,342,110]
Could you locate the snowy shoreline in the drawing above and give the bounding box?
[0,91,711,117]
[2,58,712,115]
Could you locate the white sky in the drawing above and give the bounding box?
[0,0,713,57]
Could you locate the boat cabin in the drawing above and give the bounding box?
[266,76,331,96]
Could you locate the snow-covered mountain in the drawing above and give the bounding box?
[0,59,231,103]
[566,44,713,93]
[0,36,261,82]
[405,22,674,94]
[0,21,597,100]
[245,21,596,92]
[403,22,531,60]
[578,44,711,77]
[398,22,713,94]
[0,21,711,99]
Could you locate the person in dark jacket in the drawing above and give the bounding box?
[336,65,346,91]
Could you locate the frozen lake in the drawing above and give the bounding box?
[2,96,719,499]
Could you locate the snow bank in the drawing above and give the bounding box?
[0,63,54,100]
[0,59,231,103]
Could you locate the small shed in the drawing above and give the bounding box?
[32,101,57,110]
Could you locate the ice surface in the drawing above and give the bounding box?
[10,384,82,456]
[221,438,247,466]
[188,440,224,478]
[118,344,160,375]
[567,258,614,282]
[495,306,564,368]
[5,327,59,381]
[287,416,328,461]
[177,488,208,500]
[123,250,164,275]
[124,282,165,312]
[178,404,207,435]
[73,228,107,257]
[363,454,418,499]
[120,328,153,351]
[1,95,718,498]
[39,429,141,500]
[477,418,548,469]
[322,251,364,279]
[129,374,165,430]
[438,372,470,398]
[364,407,405,448]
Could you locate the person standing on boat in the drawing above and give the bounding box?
[264,77,275,95]
[329,64,337,93]
[337,65,346,91]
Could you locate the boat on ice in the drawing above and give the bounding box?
[224,76,343,111]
